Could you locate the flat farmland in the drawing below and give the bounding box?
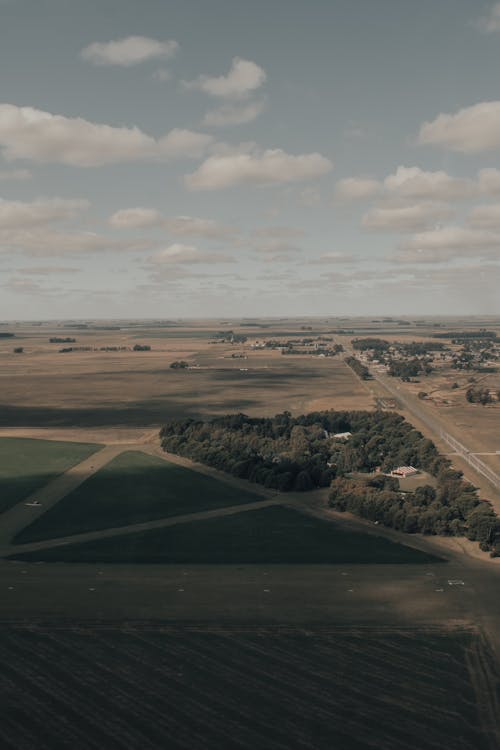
[12,506,441,564]
[0,322,373,428]
[13,451,264,544]
[0,624,494,750]
[0,437,100,513]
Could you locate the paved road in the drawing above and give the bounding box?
[340,346,500,507]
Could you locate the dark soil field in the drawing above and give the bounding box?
[14,451,263,544]
[0,438,100,513]
[0,623,494,750]
[13,506,442,564]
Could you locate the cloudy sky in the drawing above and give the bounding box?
[1,0,500,319]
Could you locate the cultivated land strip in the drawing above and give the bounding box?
[0,444,123,546]
[3,496,304,557]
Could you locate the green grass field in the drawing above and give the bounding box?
[0,438,100,513]
[14,451,263,544]
[14,506,443,564]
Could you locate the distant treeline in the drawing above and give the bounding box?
[353,338,446,355]
[433,330,497,340]
[50,337,76,343]
[0,332,15,338]
[160,409,500,554]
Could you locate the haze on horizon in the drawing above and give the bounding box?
[1,0,500,320]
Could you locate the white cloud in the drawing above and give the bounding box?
[164,216,235,239]
[183,57,266,99]
[109,208,235,238]
[185,146,333,190]
[81,36,179,66]
[0,197,88,229]
[334,177,381,201]
[150,243,233,265]
[252,226,305,239]
[383,166,473,200]
[0,104,212,167]
[419,101,500,153]
[477,168,500,195]
[477,3,500,32]
[399,226,500,262]
[109,207,163,229]
[309,252,357,264]
[0,168,32,181]
[362,202,453,232]
[202,99,265,127]
[468,202,500,228]
[252,239,301,255]
[0,227,147,257]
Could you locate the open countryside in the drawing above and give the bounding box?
[0,317,500,749]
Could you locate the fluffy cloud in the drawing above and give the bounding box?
[109,207,163,229]
[383,166,472,200]
[477,168,500,194]
[0,227,146,257]
[109,208,235,238]
[468,203,500,228]
[149,243,233,265]
[336,166,473,204]
[419,101,500,153]
[0,104,212,166]
[185,146,333,190]
[202,99,265,127]
[184,58,266,99]
[81,36,179,66]
[0,197,88,229]
[362,202,453,232]
[477,3,500,32]
[334,177,381,201]
[398,226,500,262]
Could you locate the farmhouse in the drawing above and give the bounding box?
[333,431,352,441]
[390,466,419,478]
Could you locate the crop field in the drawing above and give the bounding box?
[0,437,100,513]
[14,451,263,544]
[13,506,442,564]
[0,624,494,750]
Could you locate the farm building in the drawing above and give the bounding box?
[390,466,419,478]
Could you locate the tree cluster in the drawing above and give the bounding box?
[345,356,371,379]
[466,387,498,405]
[161,409,439,493]
[329,470,500,554]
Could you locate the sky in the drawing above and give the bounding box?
[1,0,500,319]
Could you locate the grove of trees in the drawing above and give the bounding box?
[160,409,500,554]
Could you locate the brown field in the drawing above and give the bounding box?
[0,623,495,750]
[0,321,373,429]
